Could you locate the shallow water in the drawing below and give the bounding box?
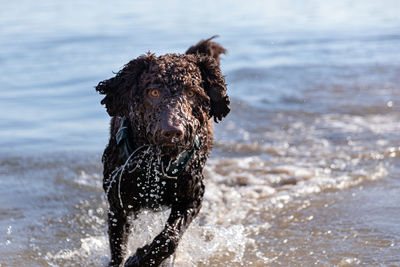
[1,0,400,266]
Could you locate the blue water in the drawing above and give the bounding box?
[1,0,399,151]
[1,1,400,266]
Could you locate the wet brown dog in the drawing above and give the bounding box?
[96,37,229,266]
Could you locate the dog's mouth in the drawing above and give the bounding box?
[155,136,198,160]
[158,143,186,159]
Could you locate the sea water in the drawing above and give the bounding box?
[0,0,399,266]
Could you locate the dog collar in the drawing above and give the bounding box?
[116,117,200,179]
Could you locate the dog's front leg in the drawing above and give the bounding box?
[108,209,129,267]
[125,176,205,267]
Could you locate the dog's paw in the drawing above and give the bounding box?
[124,245,149,267]
[124,254,140,267]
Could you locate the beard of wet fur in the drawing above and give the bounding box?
[127,104,200,158]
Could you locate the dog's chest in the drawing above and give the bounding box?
[123,169,177,210]
[107,152,182,211]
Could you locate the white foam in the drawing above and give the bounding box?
[318,114,400,134]
[46,236,109,267]
[175,224,249,266]
[74,170,102,188]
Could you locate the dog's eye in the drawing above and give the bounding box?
[186,90,195,98]
[149,88,160,98]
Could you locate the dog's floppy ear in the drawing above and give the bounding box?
[95,56,148,117]
[186,37,230,122]
[186,35,227,65]
[195,55,230,122]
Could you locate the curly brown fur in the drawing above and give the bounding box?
[186,35,227,65]
[96,37,229,267]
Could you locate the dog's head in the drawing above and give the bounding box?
[96,38,229,156]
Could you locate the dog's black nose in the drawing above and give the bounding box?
[161,126,184,142]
